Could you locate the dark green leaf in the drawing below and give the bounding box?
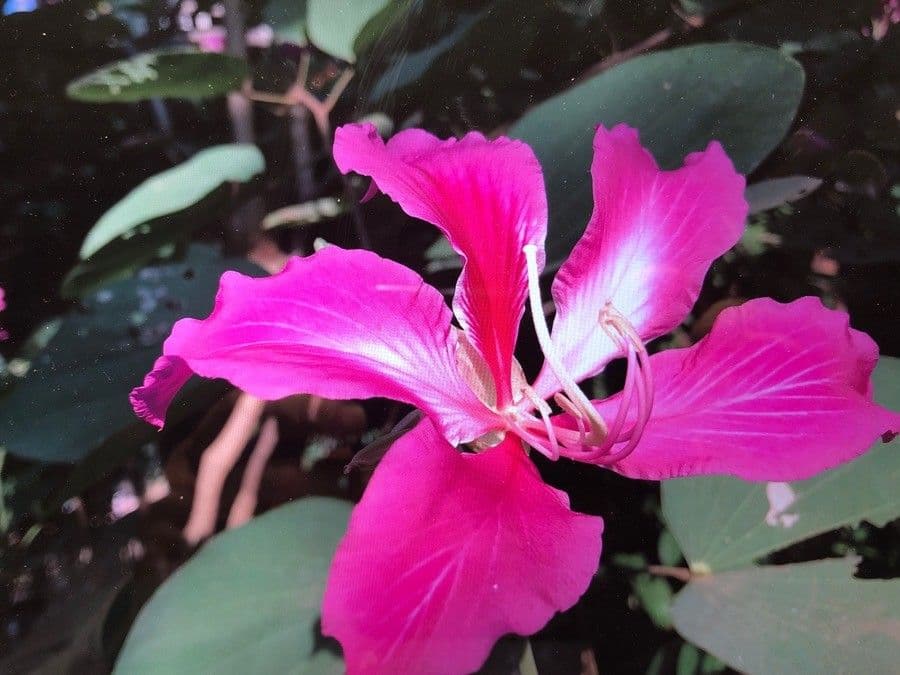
[510,43,805,266]
[0,246,261,463]
[672,558,900,674]
[661,356,900,573]
[113,497,349,674]
[263,0,309,45]
[365,10,481,102]
[66,49,247,103]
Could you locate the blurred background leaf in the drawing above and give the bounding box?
[66,49,248,103]
[306,0,393,63]
[78,144,264,260]
[112,497,349,674]
[0,246,260,463]
[672,558,900,674]
[263,0,309,46]
[510,42,805,266]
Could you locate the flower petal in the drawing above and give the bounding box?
[130,247,498,446]
[575,297,900,481]
[334,123,548,407]
[322,417,603,675]
[533,124,747,398]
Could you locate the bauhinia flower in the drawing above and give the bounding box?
[130,123,900,675]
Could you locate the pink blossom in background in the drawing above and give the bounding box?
[189,26,226,53]
[0,286,7,341]
[130,123,900,675]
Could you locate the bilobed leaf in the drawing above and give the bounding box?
[661,356,900,573]
[113,497,349,675]
[307,0,392,63]
[66,48,247,103]
[510,43,804,266]
[79,144,264,260]
[672,558,900,674]
[0,246,261,463]
[746,175,823,214]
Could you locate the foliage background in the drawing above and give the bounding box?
[1,0,899,673]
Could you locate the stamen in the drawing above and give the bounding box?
[593,308,655,464]
[521,387,559,460]
[600,341,654,463]
[556,303,655,465]
[554,393,586,447]
[523,245,608,443]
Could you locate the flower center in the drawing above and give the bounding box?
[519,245,654,464]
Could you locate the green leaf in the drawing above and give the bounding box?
[676,644,700,675]
[746,175,823,214]
[79,144,264,260]
[307,0,392,63]
[352,0,415,60]
[365,10,481,102]
[510,43,804,266]
[66,48,247,103]
[61,239,180,300]
[0,246,261,463]
[113,497,349,674]
[661,356,900,573]
[672,558,900,674]
[632,573,674,630]
[263,0,309,45]
[658,529,683,567]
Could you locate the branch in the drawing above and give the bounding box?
[183,393,265,545]
[647,565,693,582]
[226,416,279,529]
[577,27,673,81]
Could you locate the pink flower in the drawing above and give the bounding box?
[130,123,899,674]
[0,286,7,341]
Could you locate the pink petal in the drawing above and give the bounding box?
[334,123,547,407]
[130,247,498,446]
[322,417,603,675]
[575,297,900,481]
[533,124,747,398]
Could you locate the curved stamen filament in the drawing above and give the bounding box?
[559,304,655,464]
[597,339,654,464]
[523,244,608,443]
[521,387,559,460]
[554,393,586,447]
